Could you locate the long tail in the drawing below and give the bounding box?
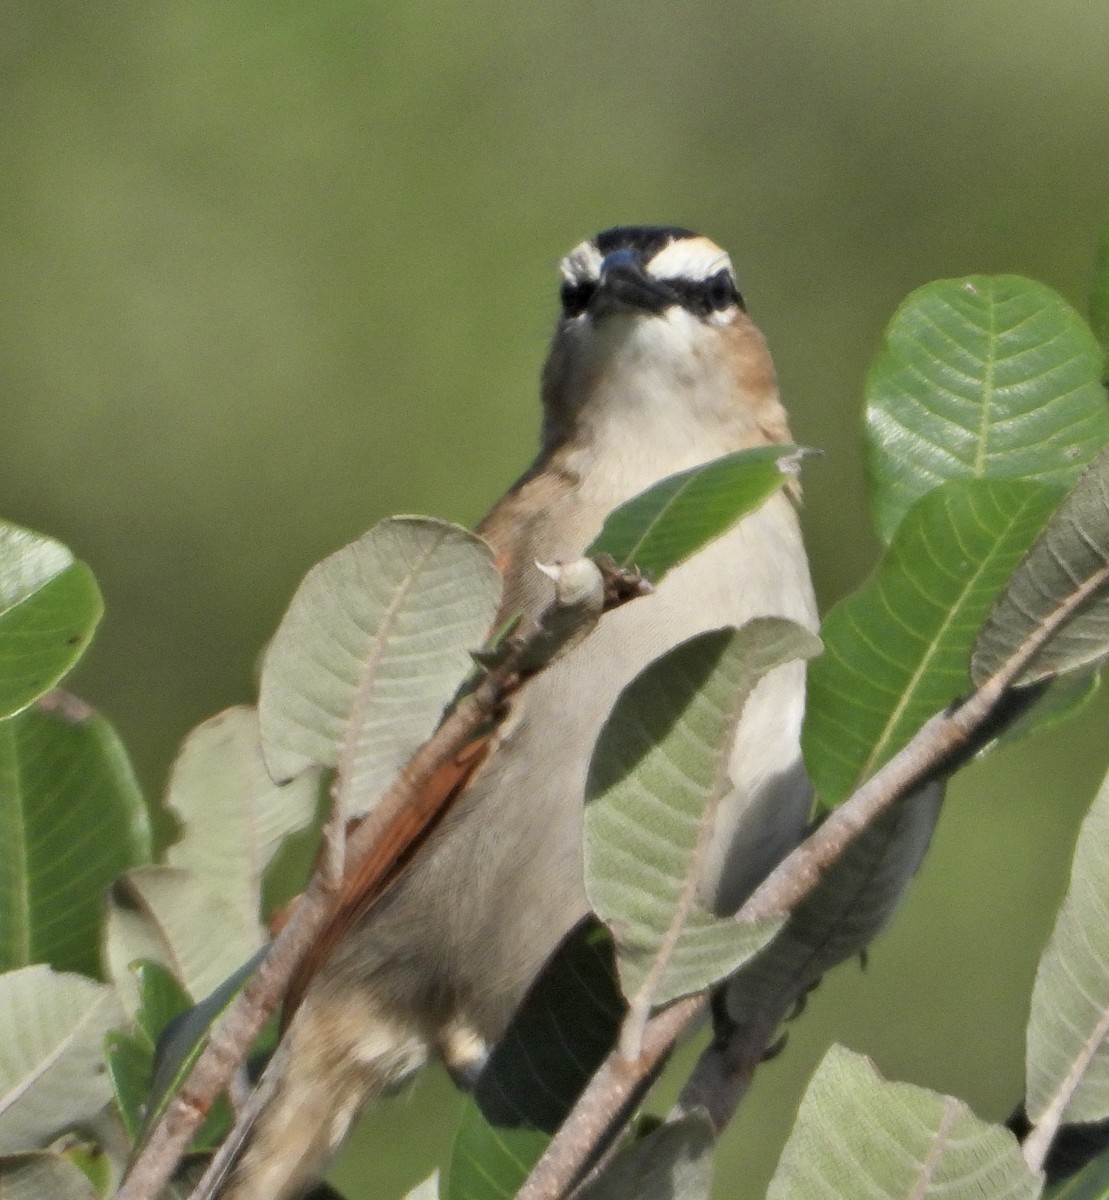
[197,988,430,1200]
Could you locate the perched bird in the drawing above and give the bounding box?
[223,226,818,1199]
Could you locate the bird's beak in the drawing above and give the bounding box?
[591,249,675,316]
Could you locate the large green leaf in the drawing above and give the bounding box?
[767,1045,1041,1199]
[1026,765,1109,1126]
[445,923,623,1200]
[0,966,121,1154]
[804,479,1059,808]
[103,867,257,1013]
[577,1114,715,1200]
[972,445,1109,688]
[866,276,1109,542]
[258,517,500,816]
[164,706,318,939]
[0,522,103,720]
[585,621,819,1010]
[586,445,802,583]
[0,694,150,976]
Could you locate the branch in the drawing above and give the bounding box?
[118,558,636,1200]
[515,596,1079,1200]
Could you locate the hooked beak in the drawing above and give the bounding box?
[590,248,675,316]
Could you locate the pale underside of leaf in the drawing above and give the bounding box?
[165,706,318,936]
[103,867,258,1013]
[973,445,1109,687]
[0,966,121,1154]
[767,1045,1041,1200]
[1027,765,1109,1126]
[258,517,500,818]
[0,1152,100,1200]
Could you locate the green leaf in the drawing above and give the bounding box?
[106,957,246,1153]
[258,517,500,815]
[164,707,318,939]
[767,1045,1041,1199]
[0,966,121,1153]
[1045,1142,1109,1198]
[0,1152,100,1200]
[866,276,1109,542]
[586,445,803,583]
[1026,765,1109,1126]
[577,1113,715,1200]
[585,621,820,1011]
[104,1027,151,1142]
[972,445,1109,688]
[0,694,150,976]
[804,479,1059,808]
[445,923,624,1200]
[0,522,103,720]
[1091,218,1109,362]
[103,867,257,1014]
[725,782,942,1029]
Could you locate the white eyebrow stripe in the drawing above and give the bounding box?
[647,236,734,283]
[559,240,603,282]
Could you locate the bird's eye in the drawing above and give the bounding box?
[560,279,597,317]
[705,270,738,311]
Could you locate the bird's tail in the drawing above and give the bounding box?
[201,987,429,1200]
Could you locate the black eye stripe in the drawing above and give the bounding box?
[560,278,596,317]
[660,270,744,315]
[558,268,743,319]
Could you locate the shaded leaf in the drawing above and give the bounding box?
[989,671,1101,750]
[0,1151,100,1200]
[258,518,500,816]
[103,867,256,1013]
[445,923,624,1200]
[0,695,150,976]
[587,445,803,583]
[866,276,1109,542]
[165,707,318,937]
[1045,1143,1109,1198]
[1027,765,1109,1125]
[0,966,121,1153]
[804,478,1058,808]
[577,1113,715,1200]
[144,952,262,1149]
[725,783,942,1029]
[767,1045,1040,1199]
[106,957,246,1152]
[0,522,103,720]
[585,621,819,1010]
[972,445,1109,687]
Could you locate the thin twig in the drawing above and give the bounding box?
[118,560,623,1200]
[514,579,1100,1200]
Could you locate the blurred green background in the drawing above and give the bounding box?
[4,2,1109,1196]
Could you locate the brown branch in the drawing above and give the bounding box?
[118,559,629,1200]
[513,598,1080,1200]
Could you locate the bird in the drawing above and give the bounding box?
[221,226,819,1199]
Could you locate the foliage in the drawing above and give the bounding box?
[3,224,1109,1200]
